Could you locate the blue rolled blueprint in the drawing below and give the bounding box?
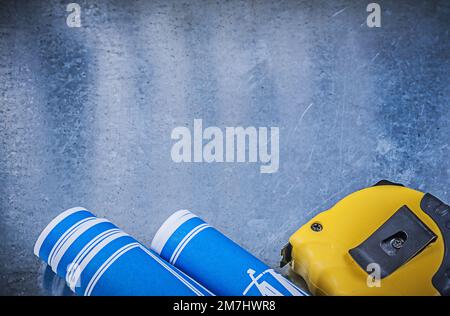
[151,210,307,296]
[34,207,213,296]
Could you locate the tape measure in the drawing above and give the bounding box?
[281,180,450,295]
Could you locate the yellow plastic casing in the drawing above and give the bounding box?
[289,185,445,296]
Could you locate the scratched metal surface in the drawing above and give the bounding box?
[0,0,449,295]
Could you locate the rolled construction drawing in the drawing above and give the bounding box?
[151,210,307,296]
[34,207,213,296]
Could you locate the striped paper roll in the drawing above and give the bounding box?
[151,210,307,296]
[34,207,213,296]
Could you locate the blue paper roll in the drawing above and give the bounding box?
[151,210,307,296]
[34,207,213,296]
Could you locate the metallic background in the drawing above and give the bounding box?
[1,0,449,295]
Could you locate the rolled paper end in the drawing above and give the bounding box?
[151,210,198,255]
[33,206,88,257]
